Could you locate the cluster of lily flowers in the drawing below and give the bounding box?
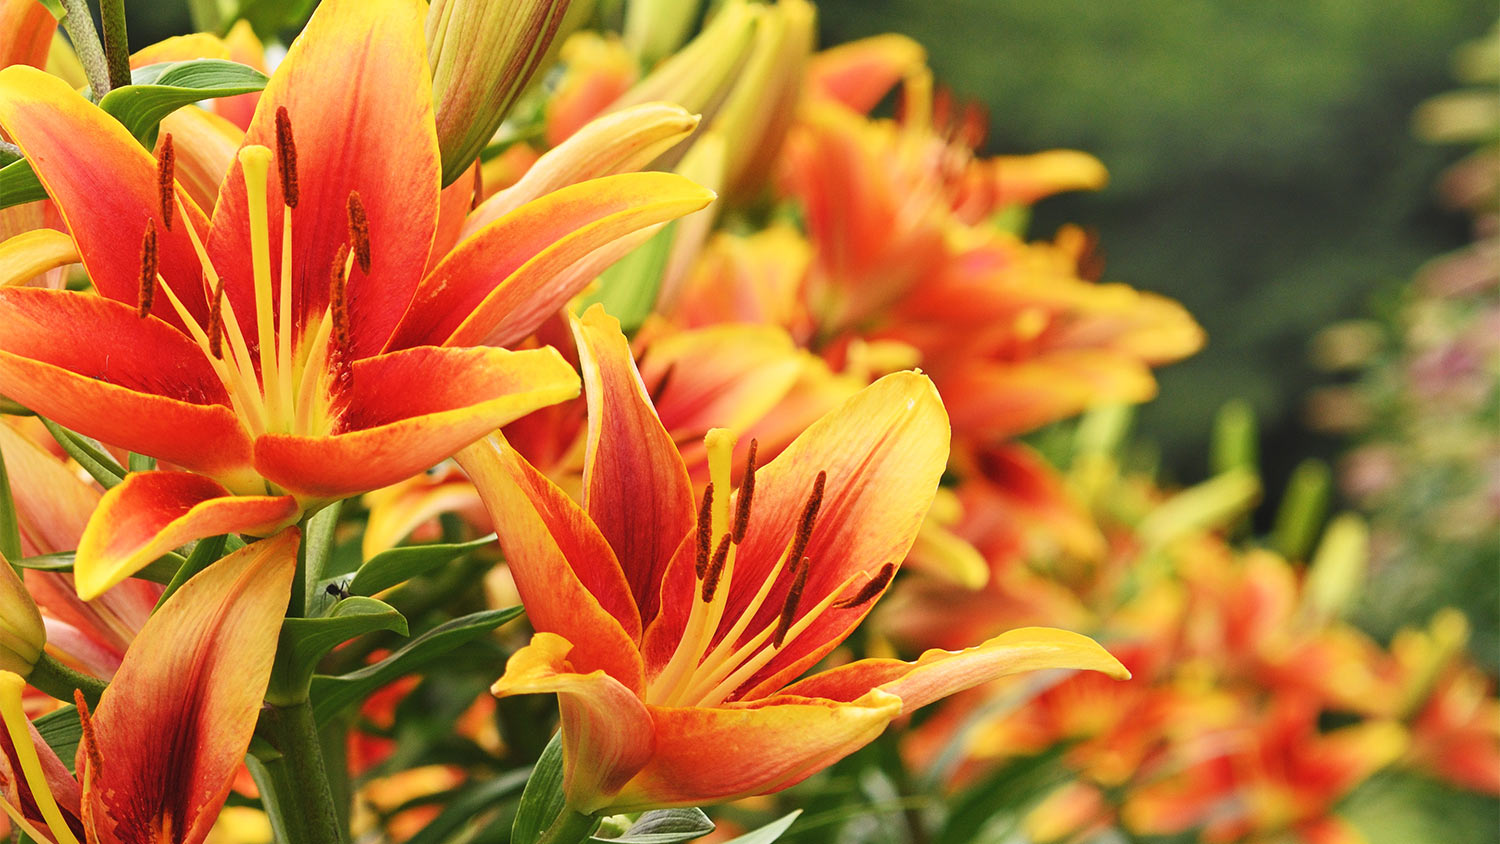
[0,0,1487,842]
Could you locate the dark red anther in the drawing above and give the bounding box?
[156,133,175,230]
[346,192,370,273]
[772,556,811,648]
[694,483,714,579]
[137,219,158,319]
[833,563,895,610]
[275,106,299,209]
[732,439,758,544]
[700,533,731,603]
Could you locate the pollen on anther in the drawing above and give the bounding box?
[695,483,715,578]
[74,688,104,778]
[330,243,352,348]
[156,133,175,230]
[137,219,158,318]
[700,532,731,602]
[732,439,759,543]
[833,563,895,610]
[786,470,826,567]
[275,106,299,209]
[207,278,226,359]
[773,556,812,648]
[346,192,371,273]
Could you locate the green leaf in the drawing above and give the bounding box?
[347,534,496,597]
[0,446,22,563]
[0,58,268,211]
[38,418,124,488]
[13,550,183,583]
[594,809,715,843]
[309,606,522,723]
[155,534,227,609]
[269,597,408,706]
[718,811,802,844]
[513,731,568,844]
[581,220,677,334]
[35,704,81,774]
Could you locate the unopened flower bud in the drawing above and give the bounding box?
[0,559,44,677]
[427,0,575,186]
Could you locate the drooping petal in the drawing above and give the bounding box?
[0,288,253,480]
[574,307,696,626]
[780,627,1129,713]
[0,230,76,288]
[73,472,298,600]
[386,172,715,351]
[608,691,903,811]
[360,469,486,559]
[0,67,211,326]
[463,103,700,238]
[938,351,1158,440]
[456,433,643,688]
[0,0,54,70]
[722,371,950,700]
[490,633,655,813]
[254,345,579,500]
[83,529,298,844]
[208,0,440,358]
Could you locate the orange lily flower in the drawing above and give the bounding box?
[0,0,713,598]
[0,529,298,844]
[455,306,1127,814]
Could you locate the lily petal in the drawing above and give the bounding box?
[254,345,579,500]
[0,288,253,480]
[781,627,1130,713]
[806,34,926,113]
[0,66,211,327]
[0,0,54,69]
[84,529,298,844]
[0,230,76,288]
[155,107,243,216]
[940,351,1158,440]
[463,103,700,238]
[387,172,715,351]
[574,307,696,627]
[722,371,950,700]
[208,0,440,358]
[216,21,266,130]
[456,433,643,688]
[609,690,903,811]
[74,472,298,600]
[490,633,655,813]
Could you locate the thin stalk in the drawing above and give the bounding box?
[256,700,346,844]
[98,0,131,91]
[27,653,105,709]
[56,0,112,98]
[536,810,597,844]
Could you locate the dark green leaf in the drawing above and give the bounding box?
[155,534,227,609]
[513,731,567,844]
[593,809,715,843]
[35,705,80,774]
[348,534,496,597]
[13,550,183,583]
[718,811,802,844]
[271,597,408,704]
[309,606,522,723]
[38,418,124,488]
[0,446,21,563]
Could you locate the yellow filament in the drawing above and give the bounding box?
[238,146,281,427]
[705,429,735,539]
[152,275,259,431]
[277,207,295,430]
[679,541,799,700]
[293,304,337,437]
[0,672,81,844]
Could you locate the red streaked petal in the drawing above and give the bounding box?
[387,172,715,351]
[490,633,654,813]
[0,0,54,69]
[73,472,298,600]
[574,307,696,627]
[426,159,477,277]
[781,627,1130,712]
[84,529,299,844]
[0,66,211,328]
[254,345,579,500]
[724,371,950,700]
[208,0,440,359]
[456,433,643,689]
[609,691,903,811]
[0,288,254,480]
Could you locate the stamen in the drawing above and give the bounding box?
[0,672,81,844]
[274,106,299,208]
[329,243,351,351]
[772,556,812,648]
[239,145,281,425]
[694,483,714,578]
[73,690,103,781]
[700,533,731,602]
[137,219,157,318]
[786,471,826,569]
[346,192,370,273]
[833,563,895,609]
[732,439,758,543]
[156,133,175,230]
[206,278,226,359]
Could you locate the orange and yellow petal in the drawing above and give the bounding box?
[0,0,54,70]
[254,345,579,500]
[0,230,76,289]
[154,107,243,216]
[805,34,926,114]
[74,472,299,600]
[456,433,643,688]
[85,530,298,844]
[490,633,655,813]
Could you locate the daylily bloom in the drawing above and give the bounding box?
[0,0,713,598]
[0,529,298,844]
[456,306,1127,813]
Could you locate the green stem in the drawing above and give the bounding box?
[256,700,346,844]
[536,810,597,844]
[27,652,106,709]
[56,0,112,98]
[98,0,131,91]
